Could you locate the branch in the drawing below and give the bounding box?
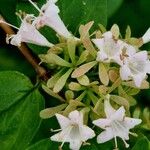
[0,15,49,81]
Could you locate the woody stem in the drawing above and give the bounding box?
[0,15,49,81]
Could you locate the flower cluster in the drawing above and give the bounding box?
[1,0,150,149]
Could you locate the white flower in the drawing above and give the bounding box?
[120,50,150,87]
[93,95,142,149]
[50,110,95,150]
[6,15,53,47]
[29,0,74,39]
[92,31,124,64]
[142,28,150,44]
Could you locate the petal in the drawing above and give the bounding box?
[96,51,108,62]
[50,127,71,142]
[92,39,104,51]
[97,128,113,143]
[133,51,148,61]
[69,140,82,150]
[145,61,150,73]
[124,44,136,56]
[123,117,142,129]
[79,125,95,141]
[93,119,111,129]
[133,74,146,87]
[104,95,116,118]
[142,27,150,44]
[103,31,113,39]
[56,113,70,129]
[111,106,125,121]
[120,65,131,80]
[69,110,83,125]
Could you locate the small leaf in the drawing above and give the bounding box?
[40,104,67,119]
[125,25,131,39]
[93,99,104,117]
[118,86,137,106]
[39,53,72,67]
[127,38,143,47]
[76,50,89,66]
[110,95,130,110]
[47,68,65,88]
[65,90,74,101]
[80,107,90,124]
[108,69,119,82]
[75,91,87,102]
[72,61,97,78]
[63,100,85,116]
[108,78,121,93]
[53,68,73,93]
[99,63,109,86]
[79,22,97,58]
[69,82,85,91]
[87,91,99,105]
[111,24,120,39]
[42,85,65,102]
[77,75,90,86]
[125,87,140,96]
[98,24,107,33]
[67,38,77,64]
[133,107,141,118]
[122,80,149,89]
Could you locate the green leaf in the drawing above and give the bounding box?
[107,0,123,18]
[77,75,90,86]
[39,53,72,67]
[0,71,44,150]
[72,61,97,78]
[53,68,73,93]
[0,71,33,113]
[40,104,67,119]
[132,136,150,150]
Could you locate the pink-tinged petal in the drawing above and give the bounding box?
[79,125,95,141]
[145,61,150,73]
[50,127,71,142]
[133,74,146,87]
[92,39,104,51]
[104,95,116,118]
[69,140,82,150]
[103,31,113,39]
[124,44,136,57]
[97,128,113,143]
[93,119,111,129]
[111,106,125,121]
[120,65,131,80]
[56,113,70,129]
[69,110,83,125]
[133,51,148,61]
[123,117,142,129]
[96,51,108,62]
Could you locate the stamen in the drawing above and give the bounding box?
[50,128,62,132]
[28,0,43,14]
[114,136,118,149]
[0,20,19,30]
[122,139,129,148]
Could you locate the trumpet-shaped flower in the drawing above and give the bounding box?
[50,110,95,150]
[5,15,53,47]
[92,31,124,64]
[29,0,74,39]
[120,50,150,87]
[93,95,142,149]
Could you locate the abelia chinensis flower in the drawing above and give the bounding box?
[51,110,95,150]
[29,0,74,39]
[4,15,53,47]
[93,95,142,149]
